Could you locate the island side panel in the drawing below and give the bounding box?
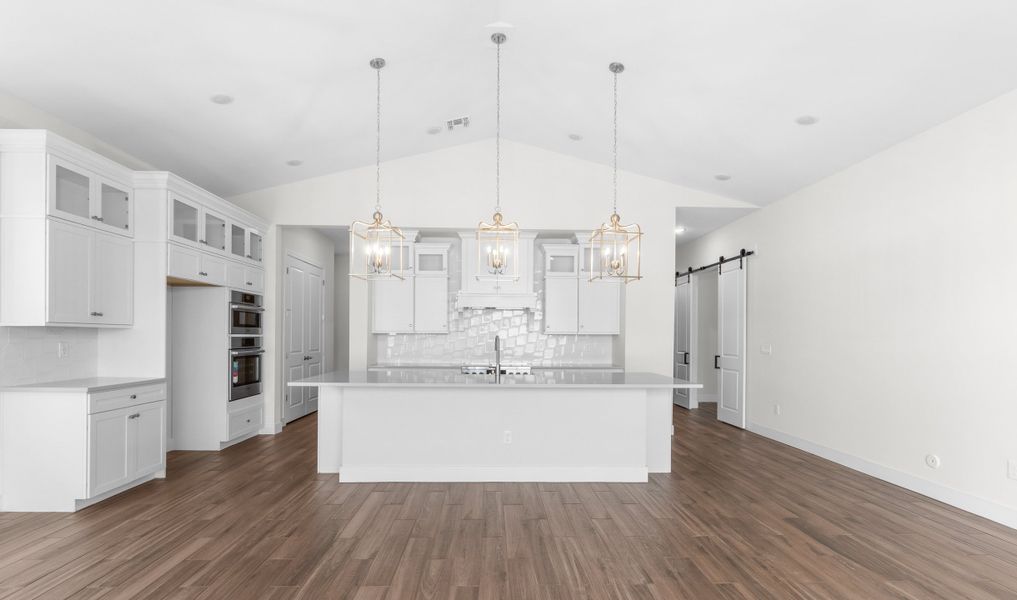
[646,388,673,473]
[317,387,343,473]
[337,386,648,482]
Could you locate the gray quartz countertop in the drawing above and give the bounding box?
[0,377,166,394]
[290,369,700,389]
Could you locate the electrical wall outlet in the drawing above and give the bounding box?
[503,430,512,444]
[57,341,70,358]
[925,454,941,469]
[760,344,773,355]
[1008,459,1017,481]
[773,404,781,416]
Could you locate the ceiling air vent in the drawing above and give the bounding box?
[446,116,470,131]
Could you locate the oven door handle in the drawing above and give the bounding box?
[231,350,266,357]
[230,304,265,312]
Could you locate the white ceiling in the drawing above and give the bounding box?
[3,0,1017,202]
[674,207,757,249]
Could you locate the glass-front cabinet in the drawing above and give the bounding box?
[248,231,263,263]
[171,197,200,244]
[48,156,133,236]
[202,210,227,252]
[230,224,248,258]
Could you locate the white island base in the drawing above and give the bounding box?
[292,370,700,483]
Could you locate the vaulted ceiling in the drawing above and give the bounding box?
[3,0,1017,203]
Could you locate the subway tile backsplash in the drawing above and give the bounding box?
[376,239,618,367]
[0,326,97,387]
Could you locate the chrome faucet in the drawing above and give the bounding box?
[494,335,502,383]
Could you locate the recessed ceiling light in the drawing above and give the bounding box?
[568,133,583,141]
[795,115,818,126]
[286,159,303,167]
[714,174,732,181]
[426,126,442,135]
[674,227,687,235]
[210,94,234,105]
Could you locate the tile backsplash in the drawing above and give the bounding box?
[375,238,619,367]
[0,327,97,387]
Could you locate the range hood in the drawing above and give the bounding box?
[455,231,538,310]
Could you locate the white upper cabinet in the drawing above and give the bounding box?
[372,277,415,334]
[456,232,538,310]
[48,155,134,236]
[201,208,227,253]
[248,230,264,263]
[540,239,622,335]
[45,220,134,327]
[578,278,620,335]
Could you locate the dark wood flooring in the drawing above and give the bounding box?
[2,405,1016,599]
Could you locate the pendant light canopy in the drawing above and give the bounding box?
[590,62,642,283]
[476,32,520,281]
[351,57,405,280]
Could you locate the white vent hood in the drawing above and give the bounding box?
[455,231,538,310]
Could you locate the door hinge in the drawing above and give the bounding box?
[286,267,290,274]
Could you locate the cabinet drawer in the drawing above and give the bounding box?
[228,404,263,440]
[89,383,166,415]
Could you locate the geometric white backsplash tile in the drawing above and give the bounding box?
[0,326,98,387]
[376,238,617,367]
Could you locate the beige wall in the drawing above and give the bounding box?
[676,89,1017,526]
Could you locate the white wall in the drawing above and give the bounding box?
[0,93,155,387]
[676,89,1017,527]
[269,226,335,429]
[231,140,751,400]
[334,253,350,372]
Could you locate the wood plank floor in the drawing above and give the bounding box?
[2,404,1016,599]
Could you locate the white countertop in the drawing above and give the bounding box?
[1,377,166,394]
[290,369,700,389]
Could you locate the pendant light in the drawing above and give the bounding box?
[476,32,520,281]
[590,62,642,283]
[351,57,405,280]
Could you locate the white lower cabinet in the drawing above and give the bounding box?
[168,243,227,286]
[0,380,166,512]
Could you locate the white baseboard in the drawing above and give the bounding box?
[260,421,283,435]
[748,423,1017,531]
[337,465,648,483]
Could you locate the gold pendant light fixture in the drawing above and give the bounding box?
[476,32,520,281]
[351,57,406,280]
[590,62,642,283]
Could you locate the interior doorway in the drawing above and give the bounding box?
[673,260,747,429]
[283,253,324,424]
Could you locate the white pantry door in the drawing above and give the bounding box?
[283,255,324,424]
[716,260,747,428]
[673,275,696,409]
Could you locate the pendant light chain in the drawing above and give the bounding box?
[495,36,502,215]
[375,63,382,213]
[612,68,618,215]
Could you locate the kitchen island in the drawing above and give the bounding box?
[289,369,701,482]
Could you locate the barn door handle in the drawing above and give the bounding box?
[683,352,690,365]
[714,355,720,369]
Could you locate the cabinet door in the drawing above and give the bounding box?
[133,402,166,478]
[88,408,132,497]
[544,277,578,334]
[47,220,92,324]
[372,277,414,333]
[245,268,265,293]
[201,253,227,286]
[97,178,132,234]
[413,277,448,333]
[227,262,246,290]
[169,196,201,245]
[578,278,621,335]
[92,232,134,325]
[202,210,227,253]
[168,244,201,281]
[230,223,248,258]
[49,157,94,226]
[248,231,263,263]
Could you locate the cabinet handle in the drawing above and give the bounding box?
[130,394,137,400]
[246,281,253,286]
[90,311,104,317]
[246,418,251,423]
[199,271,208,277]
[128,413,140,419]
[90,215,104,222]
